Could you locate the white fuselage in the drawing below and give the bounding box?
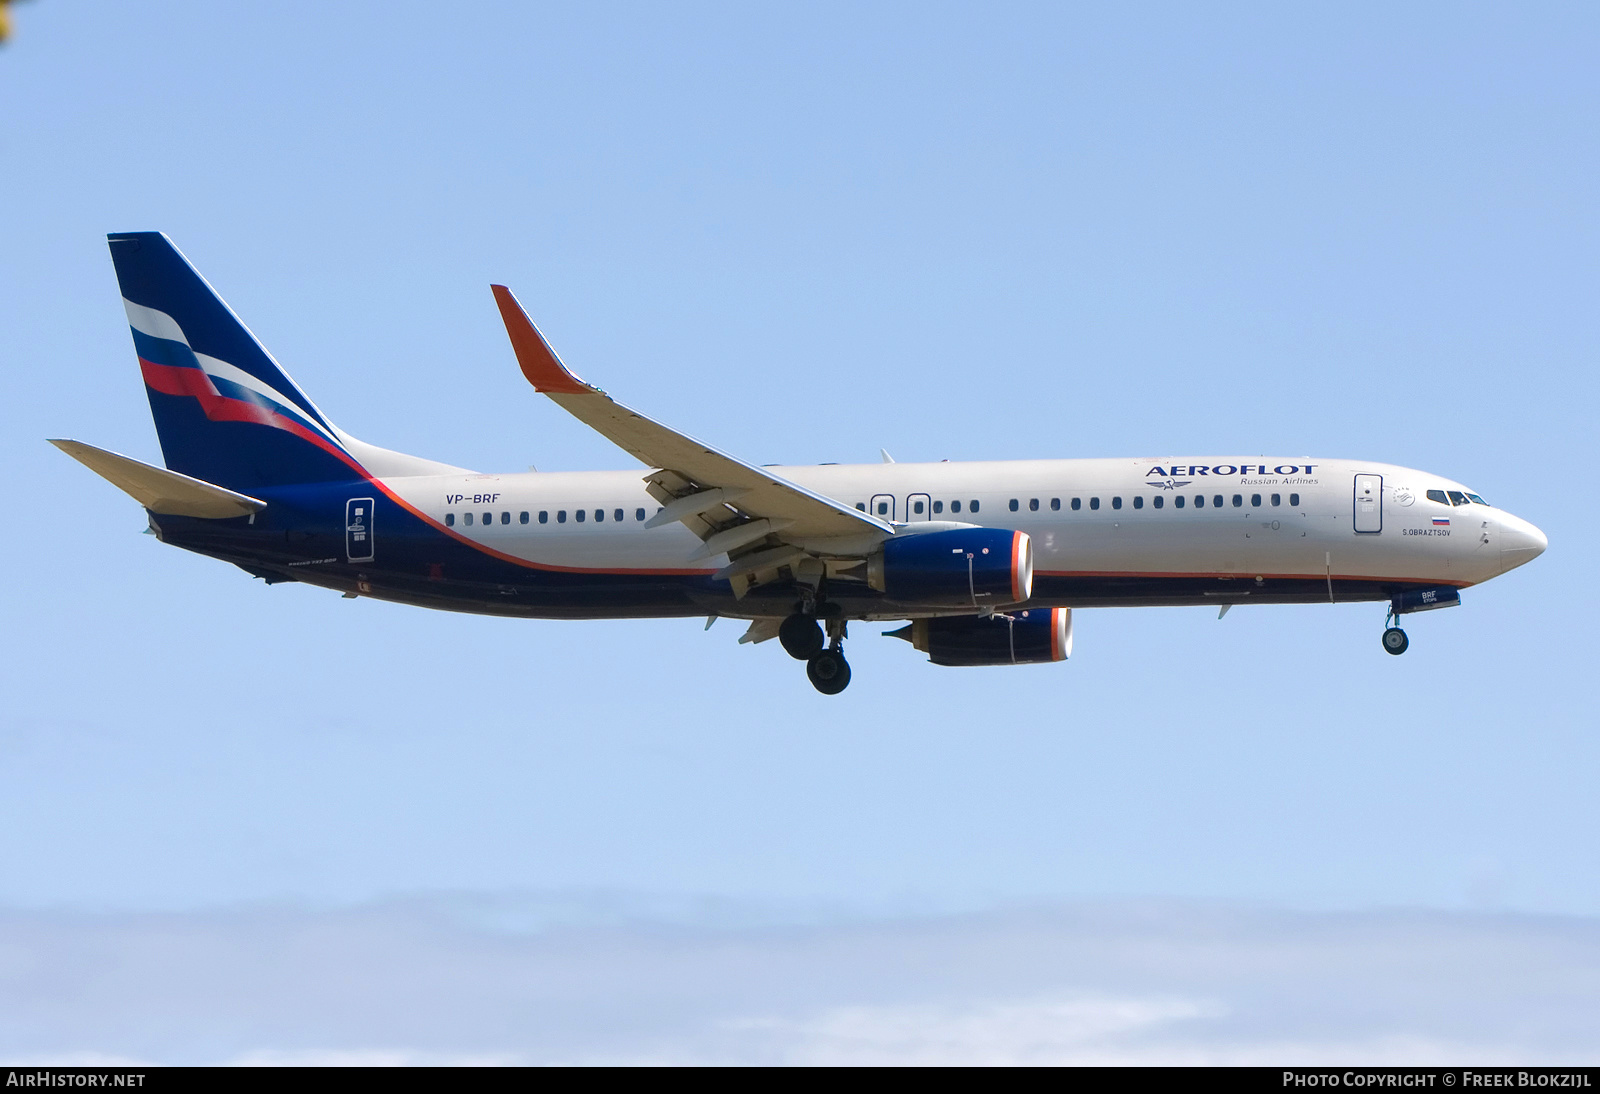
[379,456,1545,613]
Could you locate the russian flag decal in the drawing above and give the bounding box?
[1433,517,1451,526]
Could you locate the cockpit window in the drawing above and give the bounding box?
[1426,490,1448,504]
[1447,491,1469,506]
[1466,493,1488,506]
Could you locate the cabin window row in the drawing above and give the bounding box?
[445,507,650,528]
[1051,492,1300,511]
[851,493,1301,517]
[857,500,984,515]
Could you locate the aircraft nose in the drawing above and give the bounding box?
[1499,513,1548,572]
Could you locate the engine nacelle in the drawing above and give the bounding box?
[866,528,1032,608]
[889,608,1072,667]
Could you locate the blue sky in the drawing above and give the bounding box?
[1,1,1597,1062]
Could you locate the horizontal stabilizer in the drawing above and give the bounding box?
[49,439,266,519]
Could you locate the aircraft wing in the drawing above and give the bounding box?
[491,286,893,555]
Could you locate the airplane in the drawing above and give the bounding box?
[53,232,1548,694]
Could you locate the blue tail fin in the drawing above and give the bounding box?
[108,232,369,492]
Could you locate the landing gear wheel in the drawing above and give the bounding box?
[1382,627,1409,655]
[806,649,852,694]
[779,613,825,660]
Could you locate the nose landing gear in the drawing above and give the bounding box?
[1380,603,1409,655]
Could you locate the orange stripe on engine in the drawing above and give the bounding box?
[1011,531,1024,602]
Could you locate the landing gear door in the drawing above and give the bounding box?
[346,497,375,562]
[1353,475,1382,533]
[905,493,931,522]
[870,494,896,522]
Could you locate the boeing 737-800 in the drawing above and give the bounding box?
[54,233,1547,693]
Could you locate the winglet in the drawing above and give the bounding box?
[490,285,595,395]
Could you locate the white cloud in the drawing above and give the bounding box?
[2,898,1598,1065]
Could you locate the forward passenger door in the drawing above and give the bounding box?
[1353,475,1382,533]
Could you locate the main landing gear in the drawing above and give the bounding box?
[780,605,851,694]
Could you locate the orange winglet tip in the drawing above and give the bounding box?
[490,284,594,395]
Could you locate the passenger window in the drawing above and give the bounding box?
[1195,495,1205,509]
[502,512,511,524]
[615,509,624,522]
[952,500,962,513]
[1271,494,1281,506]
[1029,498,1040,511]
[594,509,604,522]
[1133,496,1143,509]
[1290,493,1300,506]
[933,500,944,514]
[970,500,980,513]
[1153,496,1164,509]
[445,513,455,527]
[1112,497,1122,510]
[539,511,549,524]
[1050,498,1060,511]
[1251,494,1261,508]
[1426,489,1448,504]
[635,508,645,521]
[1175,496,1185,508]
[482,512,492,525]
[1071,498,1081,511]
[1009,499,1019,512]
[913,499,924,515]
[856,502,866,511]
[1232,495,1242,508]
[557,510,567,523]
[1447,491,1469,506]
[1089,497,1100,511]
[576,510,586,522]
[1213,495,1223,508]
[520,512,529,524]
[876,501,889,516]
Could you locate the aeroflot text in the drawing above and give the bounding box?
[1284,1077,1592,1089]
[1147,465,1316,477]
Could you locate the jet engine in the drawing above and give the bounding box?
[887,608,1072,666]
[865,528,1032,608]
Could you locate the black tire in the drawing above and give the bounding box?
[806,650,852,694]
[1382,627,1409,656]
[779,613,825,660]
